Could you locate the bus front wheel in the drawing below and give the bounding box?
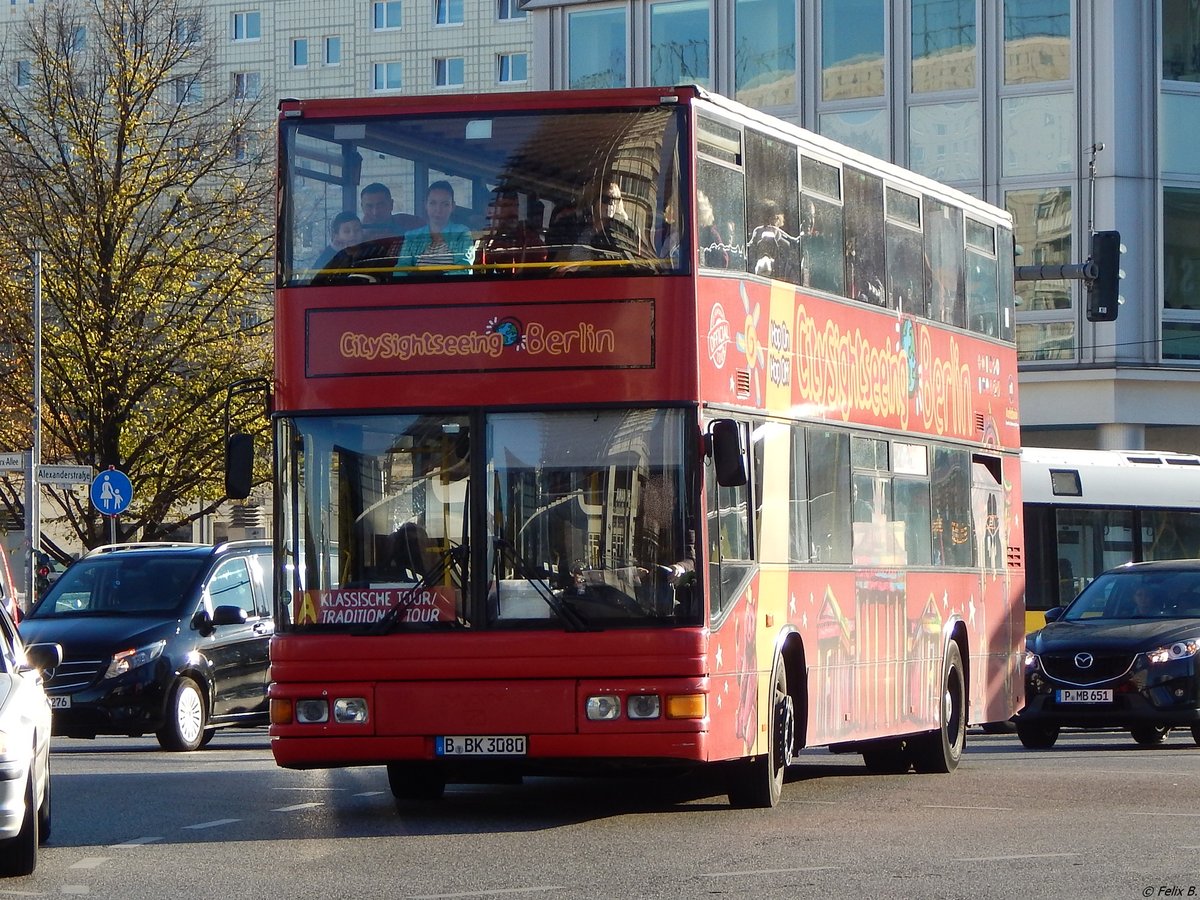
[910,641,966,774]
[387,763,447,802]
[727,658,792,809]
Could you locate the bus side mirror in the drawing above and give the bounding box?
[225,432,254,500]
[710,419,747,487]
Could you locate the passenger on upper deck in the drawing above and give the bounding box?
[548,177,645,263]
[311,211,364,271]
[359,182,422,239]
[396,180,475,273]
[478,188,547,274]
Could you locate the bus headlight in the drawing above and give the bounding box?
[294,699,328,723]
[585,695,621,720]
[333,697,369,723]
[626,694,661,720]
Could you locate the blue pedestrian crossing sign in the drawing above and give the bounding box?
[90,469,132,516]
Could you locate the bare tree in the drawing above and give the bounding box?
[0,0,274,549]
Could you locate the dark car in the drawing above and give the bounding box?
[1019,560,1200,749]
[18,541,272,751]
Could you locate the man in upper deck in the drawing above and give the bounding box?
[359,182,422,239]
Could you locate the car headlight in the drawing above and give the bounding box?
[1024,650,1040,671]
[1146,639,1200,665]
[104,640,167,679]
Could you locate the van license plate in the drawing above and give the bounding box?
[48,696,71,709]
[436,735,527,756]
[1058,689,1112,703]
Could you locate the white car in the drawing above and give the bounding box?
[0,603,60,877]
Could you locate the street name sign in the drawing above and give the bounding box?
[37,464,93,485]
[0,453,23,471]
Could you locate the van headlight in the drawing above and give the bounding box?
[104,640,166,679]
[1146,639,1200,665]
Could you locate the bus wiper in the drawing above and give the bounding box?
[368,543,467,635]
[493,538,591,632]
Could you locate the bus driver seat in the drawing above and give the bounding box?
[391,522,435,583]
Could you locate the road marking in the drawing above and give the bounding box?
[408,889,567,899]
[273,802,324,812]
[924,804,1013,811]
[272,786,344,791]
[0,888,48,896]
[701,867,839,877]
[354,790,387,797]
[110,836,161,847]
[1131,811,1200,817]
[61,887,90,895]
[953,853,1077,862]
[69,858,109,869]
[184,819,241,830]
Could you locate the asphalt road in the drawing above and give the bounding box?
[8,726,1200,900]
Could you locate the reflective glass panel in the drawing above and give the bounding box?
[911,0,975,92]
[1001,94,1074,177]
[569,7,627,89]
[1016,321,1075,362]
[1163,0,1200,82]
[821,0,884,100]
[650,0,710,88]
[734,0,796,107]
[1003,0,1070,85]
[1007,186,1072,312]
[1164,187,1200,311]
[908,101,981,182]
[818,108,887,159]
[1161,94,1200,176]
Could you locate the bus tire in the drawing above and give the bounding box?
[1192,724,1200,746]
[387,763,447,802]
[910,641,966,774]
[861,739,911,774]
[727,658,792,809]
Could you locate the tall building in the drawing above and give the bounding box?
[527,0,1200,453]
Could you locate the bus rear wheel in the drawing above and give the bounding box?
[910,641,966,774]
[387,763,447,802]
[727,658,792,809]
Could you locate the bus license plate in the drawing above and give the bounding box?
[1058,689,1112,703]
[437,735,527,756]
[48,695,71,709]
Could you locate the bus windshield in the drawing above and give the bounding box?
[281,105,686,284]
[279,409,698,632]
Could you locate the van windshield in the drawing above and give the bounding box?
[27,556,208,617]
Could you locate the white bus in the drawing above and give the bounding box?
[1022,446,1200,629]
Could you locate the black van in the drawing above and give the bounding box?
[17,541,272,751]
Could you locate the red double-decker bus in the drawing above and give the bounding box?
[254,85,1023,808]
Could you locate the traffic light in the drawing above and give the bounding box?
[1086,230,1122,322]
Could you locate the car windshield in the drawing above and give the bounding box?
[1061,569,1200,621]
[26,555,207,618]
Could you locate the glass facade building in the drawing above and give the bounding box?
[526,0,1200,452]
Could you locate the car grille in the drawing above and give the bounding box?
[1039,652,1136,686]
[46,657,106,692]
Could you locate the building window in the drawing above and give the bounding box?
[498,52,527,84]
[373,61,403,91]
[497,0,525,20]
[1003,0,1070,85]
[325,36,341,65]
[293,39,308,67]
[176,14,202,44]
[373,0,402,29]
[911,0,975,92]
[1000,94,1074,178]
[1008,186,1075,362]
[15,59,29,87]
[233,71,261,100]
[435,57,464,87]
[1165,0,1200,82]
[568,7,627,89]
[68,26,86,54]
[232,11,260,41]
[822,0,884,101]
[435,0,463,26]
[650,0,709,88]
[733,0,795,108]
[174,74,202,106]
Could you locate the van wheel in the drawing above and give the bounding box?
[1016,719,1060,749]
[157,677,207,751]
[0,768,38,876]
[911,641,967,773]
[1131,724,1170,746]
[727,658,792,808]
